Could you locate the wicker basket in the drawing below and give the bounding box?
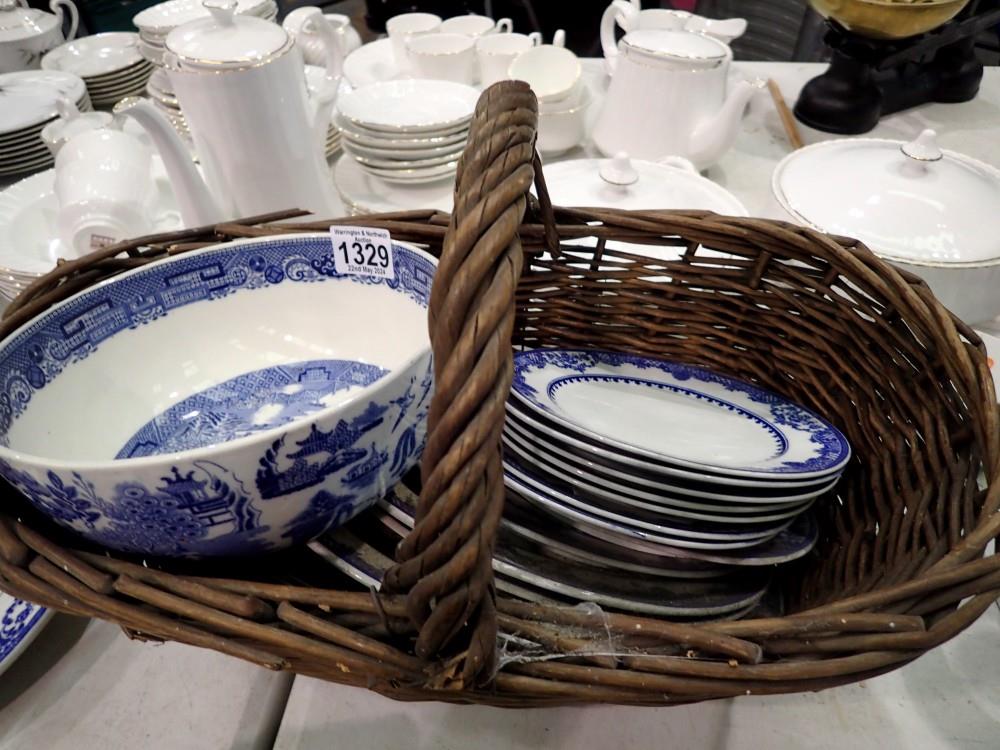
[0,81,997,706]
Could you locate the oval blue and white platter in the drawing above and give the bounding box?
[510,349,851,480]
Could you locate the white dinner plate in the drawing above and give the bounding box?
[333,155,454,216]
[504,411,837,502]
[79,60,153,85]
[339,116,471,141]
[343,144,462,170]
[502,426,827,518]
[0,591,53,678]
[511,349,851,480]
[84,66,154,91]
[505,463,791,551]
[336,79,479,133]
[493,542,768,617]
[361,160,458,182]
[42,33,144,77]
[0,71,87,134]
[505,396,840,491]
[339,137,465,161]
[337,120,468,150]
[0,159,186,278]
[500,511,727,579]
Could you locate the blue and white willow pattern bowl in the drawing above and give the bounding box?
[0,234,436,557]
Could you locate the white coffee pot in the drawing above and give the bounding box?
[121,0,343,225]
[592,28,759,170]
[0,0,78,73]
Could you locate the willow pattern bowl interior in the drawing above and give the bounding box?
[0,233,435,557]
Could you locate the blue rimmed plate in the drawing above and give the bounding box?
[510,349,851,480]
[0,592,52,678]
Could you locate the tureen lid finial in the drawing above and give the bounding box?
[600,152,639,186]
[901,129,943,163]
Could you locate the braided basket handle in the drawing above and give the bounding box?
[381,81,545,686]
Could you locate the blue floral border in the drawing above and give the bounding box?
[0,598,47,666]
[0,236,436,445]
[511,348,850,474]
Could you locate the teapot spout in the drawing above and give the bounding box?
[690,79,761,170]
[116,99,229,227]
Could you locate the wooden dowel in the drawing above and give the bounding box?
[767,78,804,150]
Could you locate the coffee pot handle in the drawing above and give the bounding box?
[600,0,637,75]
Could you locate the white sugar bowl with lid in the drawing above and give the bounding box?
[0,0,78,73]
[122,0,343,224]
[772,129,1000,324]
[592,28,759,170]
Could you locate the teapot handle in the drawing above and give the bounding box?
[600,0,637,75]
[49,0,78,40]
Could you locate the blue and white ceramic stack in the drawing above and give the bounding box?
[318,347,850,622]
[488,348,850,619]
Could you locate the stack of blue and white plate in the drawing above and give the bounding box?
[316,348,850,622]
[491,348,851,619]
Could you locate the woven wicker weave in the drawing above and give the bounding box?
[0,81,997,705]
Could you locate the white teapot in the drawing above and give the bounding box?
[121,0,344,224]
[0,0,78,73]
[600,0,746,74]
[592,28,759,170]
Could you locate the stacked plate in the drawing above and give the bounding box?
[0,71,91,179]
[134,0,277,65]
[41,33,153,109]
[499,349,848,604]
[336,80,478,185]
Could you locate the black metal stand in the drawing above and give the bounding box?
[794,6,1000,134]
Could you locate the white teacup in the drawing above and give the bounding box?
[55,129,153,257]
[440,14,512,37]
[477,29,566,88]
[407,33,476,85]
[537,87,592,156]
[508,44,581,104]
[386,12,441,70]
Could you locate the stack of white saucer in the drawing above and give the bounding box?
[336,79,479,185]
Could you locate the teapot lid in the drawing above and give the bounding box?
[772,130,1000,266]
[165,0,290,69]
[0,0,58,43]
[623,29,729,63]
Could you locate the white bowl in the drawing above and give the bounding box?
[0,234,436,557]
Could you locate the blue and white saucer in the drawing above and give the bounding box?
[0,591,52,678]
[510,349,851,480]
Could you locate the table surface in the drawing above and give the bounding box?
[2,60,1000,750]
